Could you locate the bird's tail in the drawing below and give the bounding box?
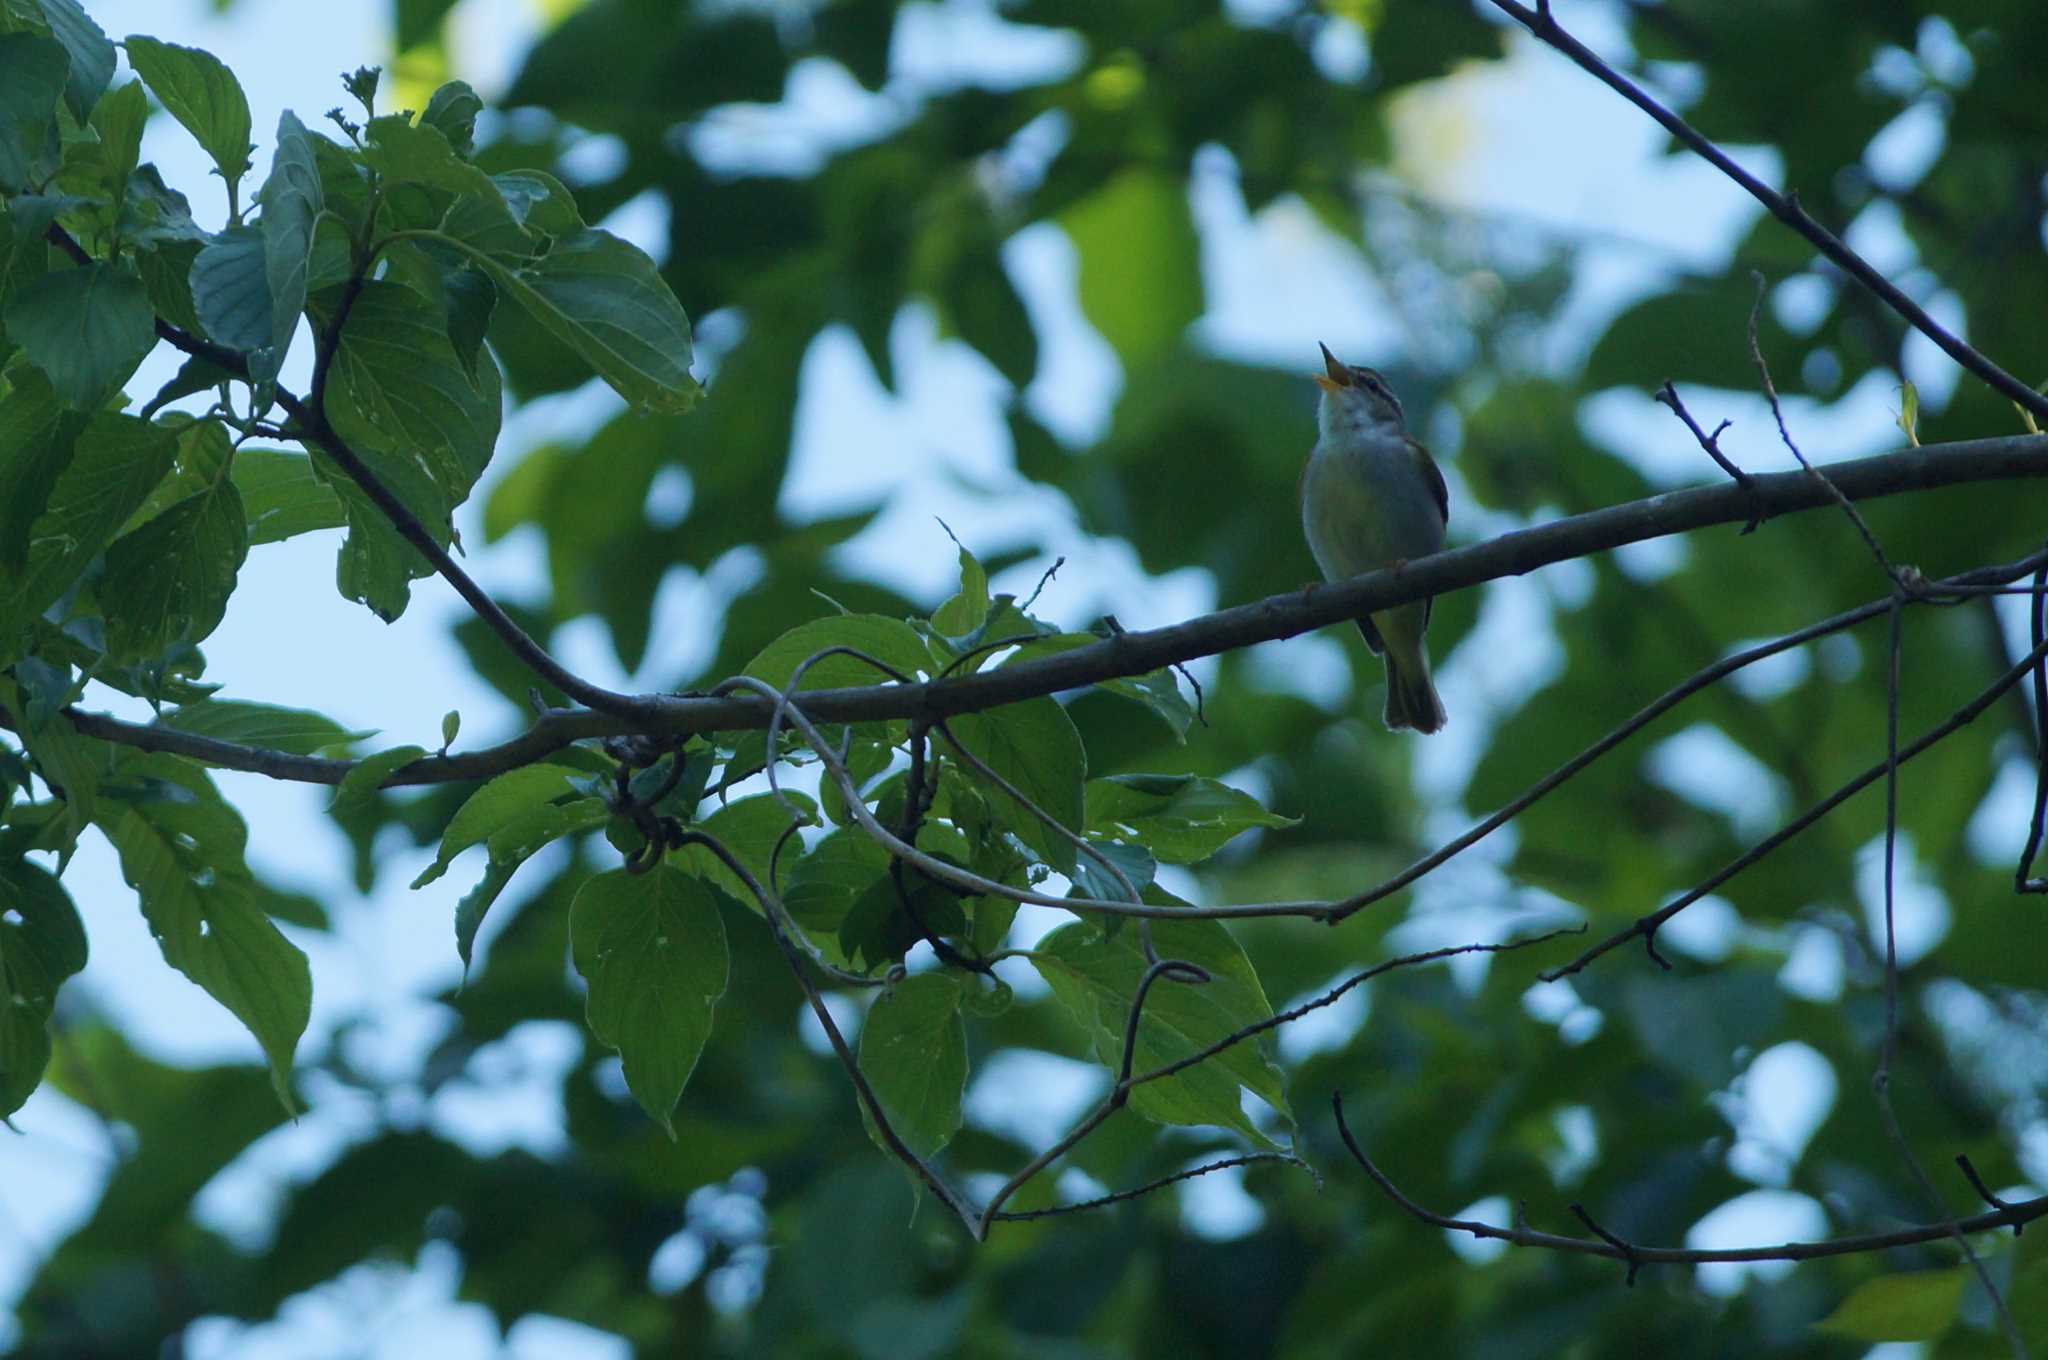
[1383,647,1446,734]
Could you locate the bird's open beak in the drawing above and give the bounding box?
[1313,342,1349,394]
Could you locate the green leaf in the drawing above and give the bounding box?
[420,80,482,157]
[322,277,499,506]
[253,109,323,383]
[0,855,87,1117]
[156,700,370,756]
[492,168,583,237]
[1033,916,1288,1145]
[361,113,506,211]
[329,743,427,817]
[468,226,699,412]
[744,613,932,692]
[677,791,817,908]
[190,225,271,350]
[230,448,346,543]
[87,76,147,199]
[0,413,178,654]
[943,696,1086,875]
[454,794,607,971]
[0,34,67,193]
[4,262,157,409]
[315,279,503,620]
[570,865,729,1135]
[0,365,79,570]
[783,827,891,934]
[121,35,253,191]
[440,710,460,749]
[1095,668,1196,741]
[412,762,586,888]
[1816,1269,1967,1342]
[1060,168,1201,372]
[34,0,112,120]
[929,534,990,637]
[1085,774,1297,865]
[97,754,311,1110]
[99,480,248,663]
[858,971,967,1159]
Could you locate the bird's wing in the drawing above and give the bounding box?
[1355,615,1385,655]
[1410,437,1449,527]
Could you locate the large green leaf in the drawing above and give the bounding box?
[4,262,157,409]
[97,755,311,1110]
[467,226,699,412]
[189,224,271,350]
[1034,916,1287,1146]
[155,700,369,757]
[570,865,729,1135]
[677,791,818,908]
[0,365,77,569]
[0,34,67,193]
[1085,774,1297,865]
[121,35,253,192]
[252,109,323,383]
[34,0,113,120]
[412,762,588,888]
[943,696,1086,875]
[230,448,347,543]
[99,479,248,664]
[0,855,86,1117]
[0,413,178,655]
[744,613,933,692]
[857,971,966,1160]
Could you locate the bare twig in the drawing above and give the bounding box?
[2017,558,2048,893]
[1744,272,1907,588]
[1654,381,1760,532]
[1957,1155,2024,1232]
[673,828,975,1230]
[989,1152,1318,1223]
[1869,603,2026,1356]
[1547,628,2048,979]
[1489,1,2048,423]
[1333,551,2048,924]
[1333,1092,2048,1266]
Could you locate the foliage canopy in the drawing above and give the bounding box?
[3,0,2048,1356]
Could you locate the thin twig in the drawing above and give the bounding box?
[1490,1,2048,423]
[673,828,974,1229]
[1654,381,1760,532]
[2017,559,2048,893]
[1744,272,1906,588]
[1867,602,2026,1356]
[989,1153,1318,1223]
[1333,1092,2048,1266]
[1547,629,2048,979]
[1333,551,2048,924]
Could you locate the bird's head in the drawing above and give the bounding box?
[1313,342,1405,438]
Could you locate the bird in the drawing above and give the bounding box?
[1300,342,1448,733]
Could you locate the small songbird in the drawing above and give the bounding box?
[1301,343,1448,733]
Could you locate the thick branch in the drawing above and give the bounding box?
[36,435,2048,787]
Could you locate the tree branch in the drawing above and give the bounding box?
[34,435,2048,784]
[1334,1092,2048,1266]
[1487,0,2048,423]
